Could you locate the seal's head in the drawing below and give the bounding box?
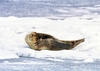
[25,32,39,50]
[25,32,38,44]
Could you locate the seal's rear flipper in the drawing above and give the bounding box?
[63,38,85,50]
[72,38,85,47]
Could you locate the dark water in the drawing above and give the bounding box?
[0,0,100,19]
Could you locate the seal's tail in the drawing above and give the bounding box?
[62,38,85,50]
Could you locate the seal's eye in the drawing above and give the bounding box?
[29,32,37,38]
[31,34,34,37]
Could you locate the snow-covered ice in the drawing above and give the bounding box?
[0,15,100,60]
[0,0,100,70]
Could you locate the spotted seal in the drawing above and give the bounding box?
[25,32,85,51]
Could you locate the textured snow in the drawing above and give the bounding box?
[0,15,100,61]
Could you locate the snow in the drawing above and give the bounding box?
[83,58,94,63]
[0,0,100,70]
[0,15,100,61]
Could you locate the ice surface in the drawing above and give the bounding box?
[0,15,100,61]
[0,58,100,71]
[0,0,100,71]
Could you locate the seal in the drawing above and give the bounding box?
[25,32,85,51]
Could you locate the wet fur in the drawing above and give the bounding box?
[25,32,85,51]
